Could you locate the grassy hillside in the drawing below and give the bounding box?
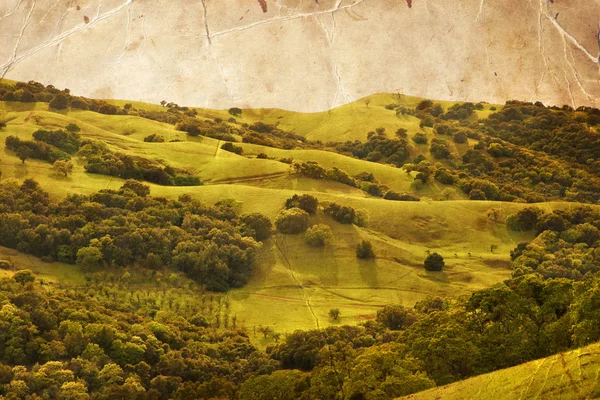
[107,93,500,143]
[0,95,589,339]
[399,342,600,400]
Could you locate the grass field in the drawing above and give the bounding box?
[0,96,574,341]
[399,342,600,400]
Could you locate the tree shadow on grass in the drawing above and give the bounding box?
[358,259,379,288]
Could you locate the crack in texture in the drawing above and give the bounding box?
[541,0,599,64]
[0,0,133,77]
[210,0,366,39]
[0,0,24,22]
[476,0,485,22]
[201,0,211,45]
[1,0,36,79]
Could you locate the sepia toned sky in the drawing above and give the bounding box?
[1,0,599,111]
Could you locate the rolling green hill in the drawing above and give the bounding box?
[399,342,600,400]
[0,97,518,335]
[0,94,594,336]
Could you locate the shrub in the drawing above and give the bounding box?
[242,213,273,241]
[275,208,310,234]
[453,131,468,144]
[424,253,444,271]
[328,308,340,320]
[144,134,165,143]
[285,194,318,214]
[430,139,451,159]
[325,167,358,187]
[362,182,386,197]
[355,172,376,182]
[412,132,428,144]
[323,202,356,224]
[356,240,375,259]
[383,191,420,201]
[52,160,74,177]
[293,161,326,179]
[173,175,202,186]
[65,124,80,133]
[305,224,333,247]
[433,168,455,185]
[221,142,243,155]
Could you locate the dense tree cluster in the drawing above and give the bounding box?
[0,274,278,399]
[221,142,244,155]
[330,128,410,167]
[5,136,71,164]
[81,141,202,187]
[508,207,600,280]
[32,128,81,154]
[0,179,265,291]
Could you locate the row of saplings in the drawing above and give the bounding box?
[274,193,446,268]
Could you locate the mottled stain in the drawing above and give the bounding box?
[258,0,267,13]
[406,0,412,8]
[91,87,115,99]
[83,16,89,24]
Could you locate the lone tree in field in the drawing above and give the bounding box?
[228,107,242,117]
[356,240,375,259]
[53,160,74,177]
[257,326,274,339]
[329,308,340,320]
[16,146,32,164]
[424,252,444,271]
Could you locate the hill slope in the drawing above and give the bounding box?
[0,89,597,337]
[399,342,600,400]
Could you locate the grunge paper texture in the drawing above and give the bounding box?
[1,0,599,111]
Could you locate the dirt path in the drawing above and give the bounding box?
[273,234,320,328]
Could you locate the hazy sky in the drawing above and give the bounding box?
[1,0,599,111]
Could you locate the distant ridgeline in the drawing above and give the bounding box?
[2,80,600,204]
